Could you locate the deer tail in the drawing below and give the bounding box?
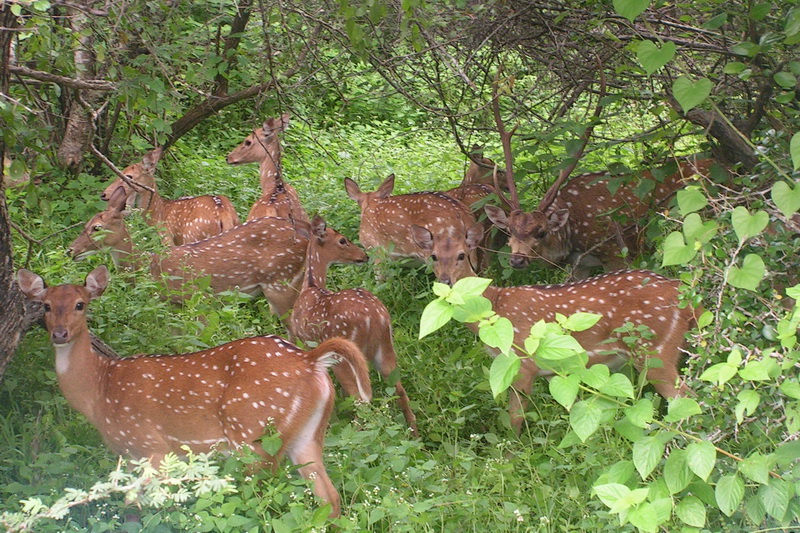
[307,338,373,402]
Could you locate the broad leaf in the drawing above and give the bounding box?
[537,333,585,360]
[771,180,800,217]
[628,502,659,533]
[561,311,602,332]
[673,76,712,113]
[715,474,745,516]
[633,436,665,479]
[675,495,706,527]
[570,400,603,442]
[625,398,654,428]
[664,449,691,494]
[739,453,774,485]
[664,397,702,422]
[451,295,493,323]
[676,187,708,216]
[662,231,697,266]
[599,373,635,398]
[780,379,800,400]
[451,276,492,298]
[687,441,716,481]
[731,206,769,243]
[727,253,766,291]
[549,374,580,410]
[791,132,800,170]
[489,352,521,398]
[683,213,718,243]
[613,0,649,22]
[735,389,761,424]
[419,299,453,339]
[637,40,676,75]
[479,316,514,354]
[760,479,792,521]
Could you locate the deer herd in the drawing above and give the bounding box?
[18,114,710,519]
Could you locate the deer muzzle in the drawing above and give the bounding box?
[509,253,531,269]
[51,327,70,344]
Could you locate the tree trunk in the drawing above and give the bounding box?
[0,5,25,382]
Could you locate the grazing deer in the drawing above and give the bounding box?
[69,186,138,270]
[100,147,240,246]
[226,114,309,224]
[344,174,478,281]
[485,158,713,279]
[150,216,364,319]
[290,215,419,437]
[422,223,695,434]
[16,265,372,518]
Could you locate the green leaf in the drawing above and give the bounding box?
[716,474,745,516]
[451,276,492,298]
[628,502,659,532]
[771,180,800,216]
[637,40,676,75]
[662,231,697,266]
[664,397,702,422]
[549,374,580,410]
[673,76,713,113]
[570,400,603,442]
[735,389,761,424]
[613,0,649,22]
[419,299,453,339]
[593,483,631,509]
[727,254,766,292]
[537,333,585,360]
[432,282,451,298]
[739,453,774,485]
[664,449,692,494]
[780,379,800,399]
[451,295,493,323]
[731,206,769,243]
[676,187,708,216]
[774,71,797,89]
[489,352,521,398]
[578,364,610,389]
[686,441,716,481]
[675,494,706,527]
[633,436,665,479]
[479,316,514,354]
[738,357,779,381]
[625,398,654,428]
[723,61,746,74]
[683,213,718,243]
[759,479,793,521]
[599,374,635,398]
[561,312,602,332]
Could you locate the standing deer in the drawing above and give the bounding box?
[226,114,309,224]
[290,215,419,437]
[150,216,363,318]
[100,147,240,246]
[485,158,713,278]
[69,186,138,270]
[344,174,478,282]
[461,145,508,189]
[419,222,695,434]
[16,265,371,518]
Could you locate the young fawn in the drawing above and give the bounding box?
[226,114,309,224]
[17,265,372,517]
[289,215,419,437]
[101,147,240,246]
[69,186,138,270]
[416,222,696,434]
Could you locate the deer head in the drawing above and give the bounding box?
[69,186,133,266]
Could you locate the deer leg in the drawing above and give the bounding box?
[508,368,535,435]
[288,441,341,518]
[374,347,418,437]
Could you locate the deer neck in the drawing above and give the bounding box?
[139,186,167,224]
[258,146,282,193]
[111,232,136,270]
[302,240,328,292]
[52,329,108,425]
[542,206,574,264]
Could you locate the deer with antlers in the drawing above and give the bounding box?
[69,186,139,270]
[418,221,696,434]
[226,113,309,224]
[100,147,240,246]
[344,174,478,283]
[290,215,419,437]
[16,265,371,518]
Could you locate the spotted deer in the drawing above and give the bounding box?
[16,265,371,518]
[150,216,363,318]
[422,222,695,433]
[226,114,309,224]
[69,186,139,270]
[344,174,478,281]
[461,145,508,189]
[289,215,419,437]
[100,147,240,246]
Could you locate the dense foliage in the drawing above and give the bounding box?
[1,0,799,531]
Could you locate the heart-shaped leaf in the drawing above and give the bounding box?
[772,180,800,217]
[731,206,769,243]
[791,132,800,171]
[637,40,676,75]
[673,76,713,113]
[727,253,766,291]
[613,0,649,22]
[662,231,697,266]
[683,213,718,244]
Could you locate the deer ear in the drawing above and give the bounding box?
[410,225,434,252]
[107,186,128,214]
[311,214,327,237]
[548,209,570,230]
[466,223,484,250]
[141,147,162,172]
[85,265,109,299]
[376,174,395,198]
[344,178,361,202]
[17,269,47,302]
[279,113,291,131]
[484,205,508,229]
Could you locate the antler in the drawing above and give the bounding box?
[538,60,607,213]
[491,78,520,211]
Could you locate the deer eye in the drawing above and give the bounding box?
[75,302,85,311]
[339,237,347,245]
[457,253,466,261]
[43,303,51,312]
[536,231,547,239]
[244,140,252,146]
[431,254,438,262]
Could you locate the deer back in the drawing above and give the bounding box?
[247,180,309,224]
[151,217,308,316]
